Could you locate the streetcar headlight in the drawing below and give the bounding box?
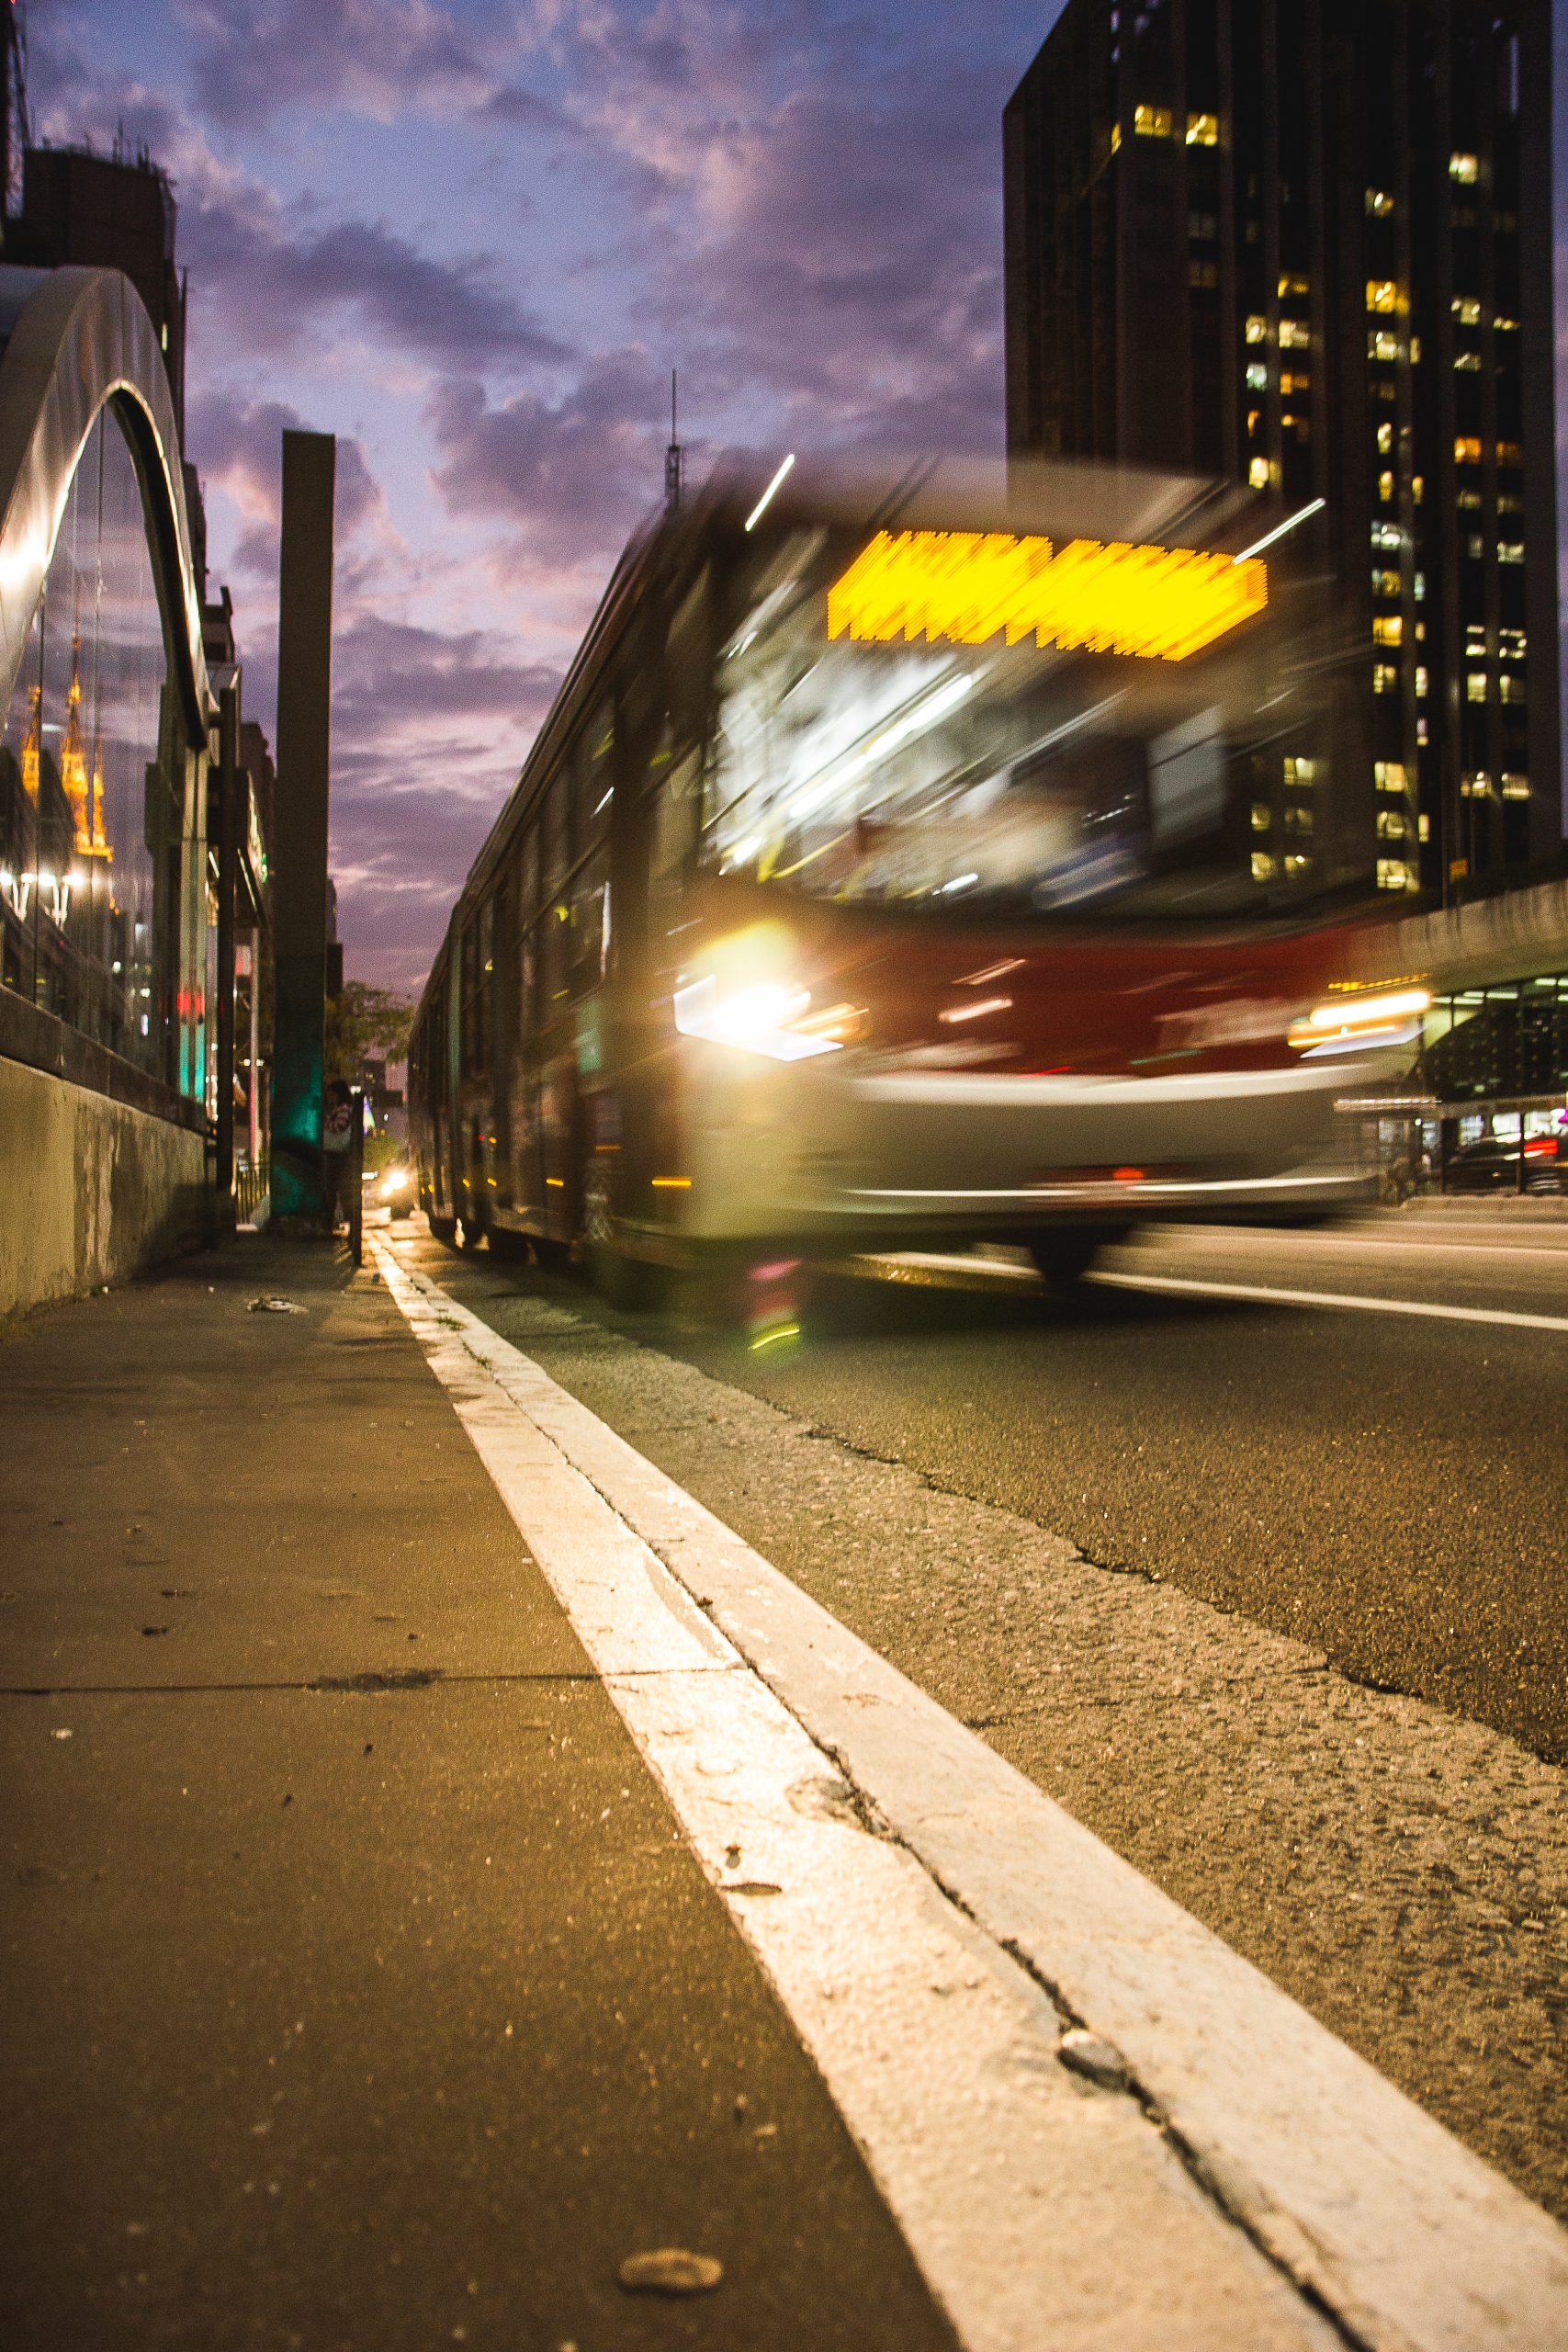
[674,973,844,1061]
[1288,984,1431,1055]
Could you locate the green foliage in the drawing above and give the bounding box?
[325,981,414,1086]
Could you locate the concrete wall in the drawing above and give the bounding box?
[0,1057,207,1318]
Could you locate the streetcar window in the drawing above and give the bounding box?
[570,842,611,996]
[707,527,1275,918]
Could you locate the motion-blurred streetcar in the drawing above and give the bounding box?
[409,457,1417,1293]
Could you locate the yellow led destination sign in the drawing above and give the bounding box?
[827,530,1268,662]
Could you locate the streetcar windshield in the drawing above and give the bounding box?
[706,519,1303,923]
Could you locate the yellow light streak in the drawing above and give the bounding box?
[827,532,1267,662]
[651,1176,693,1189]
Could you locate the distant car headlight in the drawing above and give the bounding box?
[382,1168,413,1197]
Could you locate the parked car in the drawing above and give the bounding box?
[1442,1136,1562,1194]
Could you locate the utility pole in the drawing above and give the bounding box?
[270,429,336,1224]
[664,368,683,513]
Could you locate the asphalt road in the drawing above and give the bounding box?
[413,1208,1568,2222]
[667,1215,1568,1765]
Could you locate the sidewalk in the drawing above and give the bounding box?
[0,1235,952,2352]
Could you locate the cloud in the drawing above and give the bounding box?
[35,78,570,379]
[427,350,669,564]
[175,0,509,129]
[185,391,396,588]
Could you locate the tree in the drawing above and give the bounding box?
[324,982,414,1086]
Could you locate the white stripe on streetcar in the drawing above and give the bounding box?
[374,1238,1568,2352]
[1089,1268,1568,1332]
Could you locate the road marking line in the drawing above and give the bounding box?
[372,1249,1327,2352]
[374,1239,1568,2352]
[1089,1268,1568,1332]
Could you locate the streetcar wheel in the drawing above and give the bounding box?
[1027,1227,1121,1292]
[428,1214,457,1246]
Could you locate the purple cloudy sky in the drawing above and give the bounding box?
[28,1,1568,995]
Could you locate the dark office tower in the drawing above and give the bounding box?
[1004,0,1560,906]
[10,146,187,437]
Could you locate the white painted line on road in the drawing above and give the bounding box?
[374,1239,1568,2352]
[373,1243,1333,2352]
[1089,1268,1568,1332]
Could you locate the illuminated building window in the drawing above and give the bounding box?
[1368,330,1400,361]
[1283,757,1316,786]
[1366,279,1401,314]
[1376,422,1393,454]
[1466,533,1484,558]
[1186,112,1219,145]
[1245,314,1269,345]
[1372,616,1402,646]
[1372,663,1399,695]
[1247,408,1261,435]
[1412,474,1423,503]
[1499,628,1527,656]
[1377,469,1394,503]
[1466,672,1488,703]
[1497,492,1523,514]
[1501,775,1530,799]
[1250,802,1271,831]
[1283,854,1312,876]
[1189,211,1218,240]
[1248,456,1271,489]
[1410,338,1421,365]
[1458,489,1483,511]
[1134,104,1172,137]
[1376,859,1416,890]
[1413,572,1425,600]
[1365,189,1393,217]
[1110,121,1122,153]
[1371,522,1401,550]
[1245,361,1268,390]
[1414,619,1426,642]
[1278,273,1309,298]
[1496,441,1522,467]
[1373,762,1407,792]
[1417,814,1430,842]
[1494,315,1518,333]
[1454,435,1482,463]
[1454,352,1483,371]
[1499,676,1526,705]
[1280,370,1309,394]
[1250,851,1278,881]
[1451,297,1482,324]
[1417,716,1429,746]
[1449,152,1479,184]
[1281,413,1309,439]
[1284,805,1313,835]
[1190,259,1218,288]
[1415,665,1428,699]
[1497,542,1525,565]
[1377,809,1407,840]
[1280,320,1310,348]
[1461,773,1491,798]
[1373,568,1401,598]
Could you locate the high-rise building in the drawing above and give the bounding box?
[1004,0,1560,905]
[7,143,187,436]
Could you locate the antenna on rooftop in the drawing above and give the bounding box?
[664,368,684,514]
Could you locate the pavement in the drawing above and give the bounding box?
[0,1238,952,2352]
[5,1219,1567,2351]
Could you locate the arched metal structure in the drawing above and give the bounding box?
[0,262,220,1317]
[0,262,213,735]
